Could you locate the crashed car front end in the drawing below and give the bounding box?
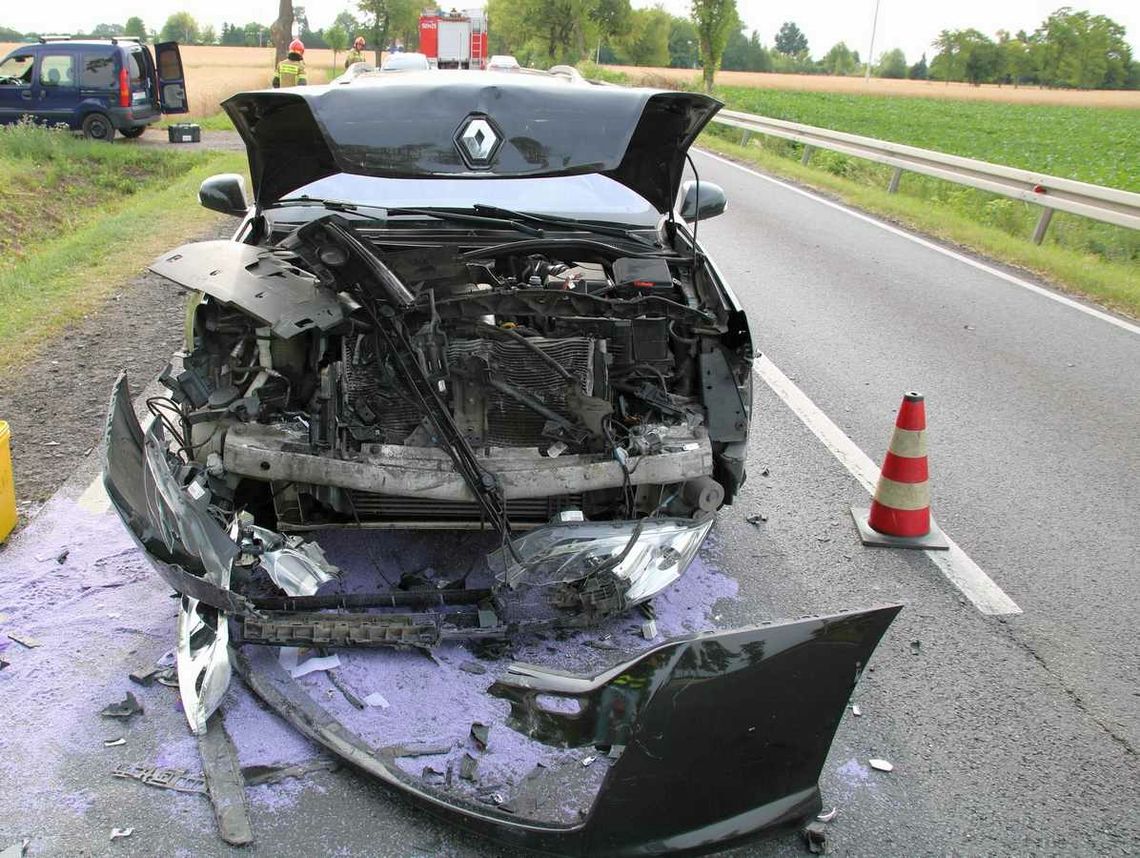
[103,73,899,854]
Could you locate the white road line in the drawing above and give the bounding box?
[695,149,1140,337]
[755,355,1022,616]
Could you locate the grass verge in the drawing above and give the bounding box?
[0,124,246,370]
[697,127,1140,318]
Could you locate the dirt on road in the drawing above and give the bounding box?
[0,219,233,525]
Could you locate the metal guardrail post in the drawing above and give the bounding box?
[1032,208,1054,245]
[888,167,903,194]
[739,130,751,147]
[801,145,813,166]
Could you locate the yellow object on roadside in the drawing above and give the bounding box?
[0,421,15,542]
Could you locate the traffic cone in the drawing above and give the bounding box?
[852,392,949,550]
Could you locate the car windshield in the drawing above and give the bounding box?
[283,173,661,226]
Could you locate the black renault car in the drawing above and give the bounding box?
[103,69,898,854]
[0,37,187,139]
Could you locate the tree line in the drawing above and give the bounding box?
[3,3,1134,90]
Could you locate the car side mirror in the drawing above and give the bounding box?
[678,180,727,222]
[199,173,249,216]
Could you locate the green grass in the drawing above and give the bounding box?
[0,121,246,369]
[699,127,1140,316]
[712,87,1140,192]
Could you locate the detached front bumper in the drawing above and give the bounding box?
[103,374,900,855]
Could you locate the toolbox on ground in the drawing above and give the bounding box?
[168,123,202,144]
[0,420,16,542]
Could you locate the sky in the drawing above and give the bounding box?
[4,0,1139,62]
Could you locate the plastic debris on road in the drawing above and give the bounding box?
[817,807,838,822]
[802,820,828,854]
[851,704,862,717]
[109,828,133,841]
[7,632,41,649]
[278,647,341,678]
[363,692,390,709]
[100,692,143,720]
[869,758,894,772]
[103,737,126,747]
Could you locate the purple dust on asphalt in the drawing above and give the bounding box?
[1,501,739,821]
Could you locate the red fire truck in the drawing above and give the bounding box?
[418,8,488,69]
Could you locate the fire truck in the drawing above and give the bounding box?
[418,8,488,69]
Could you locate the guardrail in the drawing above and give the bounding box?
[710,109,1140,244]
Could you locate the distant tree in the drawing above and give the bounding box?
[124,17,147,41]
[876,48,907,78]
[241,22,269,47]
[722,28,771,71]
[199,24,217,45]
[774,21,807,56]
[325,23,348,67]
[668,17,699,68]
[1035,7,1131,89]
[357,0,419,64]
[821,41,858,75]
[691,0,738,91]
[220,23,243,45]
[613,7,671,67]
[930,28,994,83]
[91,23,125,38]
[908,52,928,80]
[334,11,364,42]
[160,12,199,44]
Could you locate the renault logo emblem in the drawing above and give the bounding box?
[454,115,502,169]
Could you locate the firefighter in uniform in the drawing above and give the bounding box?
[272,39,308,88]
[344,36,367,69]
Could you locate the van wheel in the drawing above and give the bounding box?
[119,127,145,139]
[81,113,115,141]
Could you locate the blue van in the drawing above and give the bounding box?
[0,38,188,140]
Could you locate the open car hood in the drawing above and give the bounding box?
[222,73,722,214]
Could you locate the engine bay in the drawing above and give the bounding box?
[150,218,752,530]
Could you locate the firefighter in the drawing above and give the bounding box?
[344,36,367,69]
[272,39,307,88]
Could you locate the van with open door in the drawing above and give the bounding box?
[0,38,188,140]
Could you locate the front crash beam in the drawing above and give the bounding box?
[232,606,900,856]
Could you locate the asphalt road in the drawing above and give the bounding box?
[2,152,1137,857]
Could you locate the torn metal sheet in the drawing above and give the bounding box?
[7,632,41,649]
[149,241,344,339]
[232,605,899,856]
[198,713,254,847]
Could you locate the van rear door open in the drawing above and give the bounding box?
[154,42,188,114]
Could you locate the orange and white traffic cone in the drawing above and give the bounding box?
[852,392,949,550]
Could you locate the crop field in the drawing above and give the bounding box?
[713,87,1140,192]
[605,64,1140,109]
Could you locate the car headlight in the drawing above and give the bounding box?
[488,517,713,605]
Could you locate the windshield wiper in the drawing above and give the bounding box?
[384,207,545,237]
[470,204,659,247]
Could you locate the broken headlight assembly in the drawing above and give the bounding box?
[489,517,713,606]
